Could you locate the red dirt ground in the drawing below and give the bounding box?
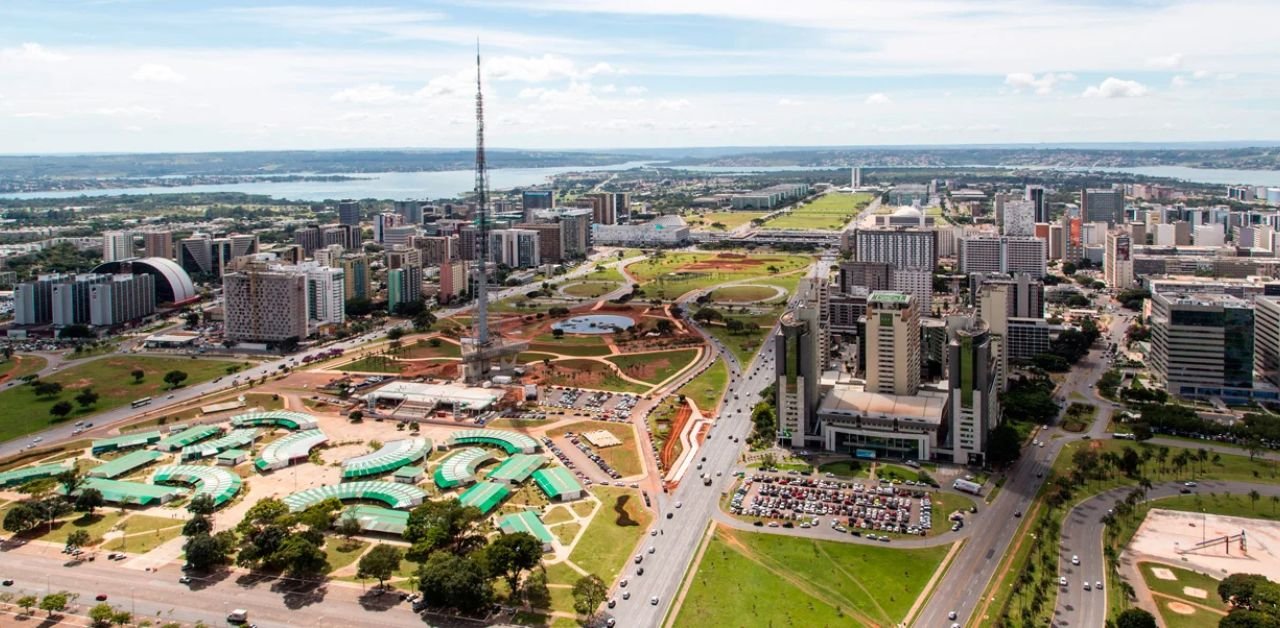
[661,401,692,470]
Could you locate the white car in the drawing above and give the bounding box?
[1059,577,1068,586]
[1071,555,1080,565]
[1083,582,1091,591]
[650,596,659,606]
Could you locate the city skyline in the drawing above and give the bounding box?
[2,0,1279,153]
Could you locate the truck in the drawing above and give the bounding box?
[952,479,983,495]
[227,609,248,623]
[703,475,713,486]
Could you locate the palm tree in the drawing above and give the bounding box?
[1197,448,1209,474]
[1250,489,1262,511]
[1271,494,1278,514]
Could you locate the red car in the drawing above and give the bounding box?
[95,594,108,601]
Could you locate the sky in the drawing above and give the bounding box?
[1,0,1279,153]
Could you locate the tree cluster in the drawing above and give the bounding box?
[1218,573,1280,627]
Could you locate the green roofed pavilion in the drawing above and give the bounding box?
[91,431,161,454]
[181,428,261,461]
[281,480,427,512]
[393,466,424,484]
[255,429,327,472]
[151,465,243,507]
[87,450,164,479]
[485,454,545,485]
[457,481,511,515]
[532,467,584,501]
[338,505,410,536]
[156,425,222,452]
[0,462,71,488]
[68,477,186,506]
[448,429,539,454]
[341,437,431,479]
[230,410,318,431]
[433,447,496,489]
[497,510,553,550]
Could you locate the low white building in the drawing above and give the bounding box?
[592,215,690,246]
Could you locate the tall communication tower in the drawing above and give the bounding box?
[460,44,526,384]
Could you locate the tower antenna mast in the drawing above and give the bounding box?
[472,41,490,346]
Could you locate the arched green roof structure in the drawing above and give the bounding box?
[457,481,511,515]
[231,410,319,431]
[255,429,327,472]
[341,437,432,479]
[433,447,496,489]
[182,428,261,461]
[151,465,243,507]
[281,481,427,512]
[447,429,540,454]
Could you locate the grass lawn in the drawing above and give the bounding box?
[324,539,369,574]
[102,522,183,554]
[677,358,728,413]
[542,359,649,394]
[624,252,811,301]
[761,192,873,231]
[1140,562,1227,611]
[676,527,947,627]
[399,339,462,359]
[571,500,596,518]
[684,211,766,231]
[543,561,583,586]
[548,420,643,477]
[702,313,778,365]
[1052,439,1280,487]
[542,505,574,525]
[0,356,233,443]
[1061,402,1097,433]
[604,348,698,386]
[1149,492,1280,521]
[568,486,652,584]
[40,512,126,544]
[528,339,613,357]
[517,352,561,364]
[817,460,872,478]
[710,285,780,303]
[581,264,626,283]
[560,281,621,298]
[551,521,581,546]
[338,356,403,373]
[547,585,576,615]
[0,354,47,381]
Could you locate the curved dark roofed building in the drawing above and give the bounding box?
[92,257,196,304]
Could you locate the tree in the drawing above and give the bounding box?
[337,512,362,541]
[131,369,145,383]
[40,592,68,617]
[110,610,132,627]
[89,602,115,627]
[417,551,494,614]
[183,531,236,571]
[183,514,212,537]
[387,327,405,341]
[483,532,544,597]
[1251,489,1263,511]
[33,381,63,398]
[3,501,42,534]
[1219,573,1273,608]
[404,500,486,561]
[986,423,1023,467]
[1115,608,1157,628]
[187,493,217,516]
[551,328,565,339]
[184,312,200,328]
[278,535,329,579]
[49,400,74,421]
[66,529,90,552]
[75,388,100,409]
[348,410,364,423]
[162,370,189,389]
[75,488,104,515]
[357,544,403,589]
[16,594,36,615]
[572,574,608,618]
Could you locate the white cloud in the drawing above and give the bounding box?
[777,98,804,106]
[1146,53,1184,69]
[624,86,647,95]
[131,63,185,83]
[864,93,891,105]
[1192,69,1212,79]
[599,84,617,93]
[1170,75,1189,88]
[1004,72,1075,95]
[331,83,406,104]
[0,43,67,63]
[93,106,160,117]
[1082,77,1149,99]
[655,98,690,110]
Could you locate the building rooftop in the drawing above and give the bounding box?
[868,291,912,305]
[817,384,948,428]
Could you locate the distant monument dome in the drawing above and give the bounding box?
[891,206,924,219]
[92,257,196,304]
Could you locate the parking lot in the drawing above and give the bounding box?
[729,472,949,540]
[542,433,638,486]
[542,386,639,421]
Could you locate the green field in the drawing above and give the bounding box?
[567,486,652,584]
[324,539,369,574]
[0,356,233,443]
[560,281,622,298]
[762,192,874,231]
[1150,492,1280,521]
[338,356,403,373]
[548,420,643,477]
[605,349,698,385]
[677,358,728,412]
[102,521,184,554]
[702,312,779,365]
[581,264,626,283]
[1140,562,1226,628]
[675,527,947,627]
[683,211,766,231]
[0,354,47,381]
[817,460,872,478]
[624,252,811,301]
[542,359,650,394]
[398,339,462,359]
[527,341,613,357]
[710,285,780,303]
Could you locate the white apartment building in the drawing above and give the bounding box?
[103,231,134,262]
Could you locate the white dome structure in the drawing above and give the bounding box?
[92,257,196,304]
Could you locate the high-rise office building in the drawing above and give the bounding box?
[417,235,456,265]
[314,244,345,267]
[304,264,345,326]
[865,292,921,396]
[1002,200,1035,237]
[838,261,893,294]
[382,225,418,249]
[52,274,110,327]
[375,213,404,243]
[517,223,565,263]
[14,274,67,325]
[223,263,309,343]
[1255,297,1280,386]
[1025,185,1048,223]
[387,265,423,313]
[338,200,361,226]
[947,316,999,465]
[774,287,823,448]
[142,231,173,259]
[489,229,541,268]
[959,236,1047,277]
[1082,187,1124,225]
[322,225,362,250]
[853,226,936,310]
[338,255,369,300]
[294,226,322,256]
[1195,224,1226,247]
[1104,231,1134,290]
[384,246,422,270]
[521,190,555,220]
[103,231,134,262]
[393,200,425,226]
[1149,289,1255,399]
[438,259,468,304]
[88,274,156,327]
[976,274,1043,389]
[851,167,862,188]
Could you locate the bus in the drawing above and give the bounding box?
[131,397,152,409]
[952,479,983,495]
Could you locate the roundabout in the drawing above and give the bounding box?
[708,284,786,304]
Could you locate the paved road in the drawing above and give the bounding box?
[0,251,632,460]
[1055,479,1280,628]
[914,303,1130,628]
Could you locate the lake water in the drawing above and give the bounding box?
[3,160,1277,201]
